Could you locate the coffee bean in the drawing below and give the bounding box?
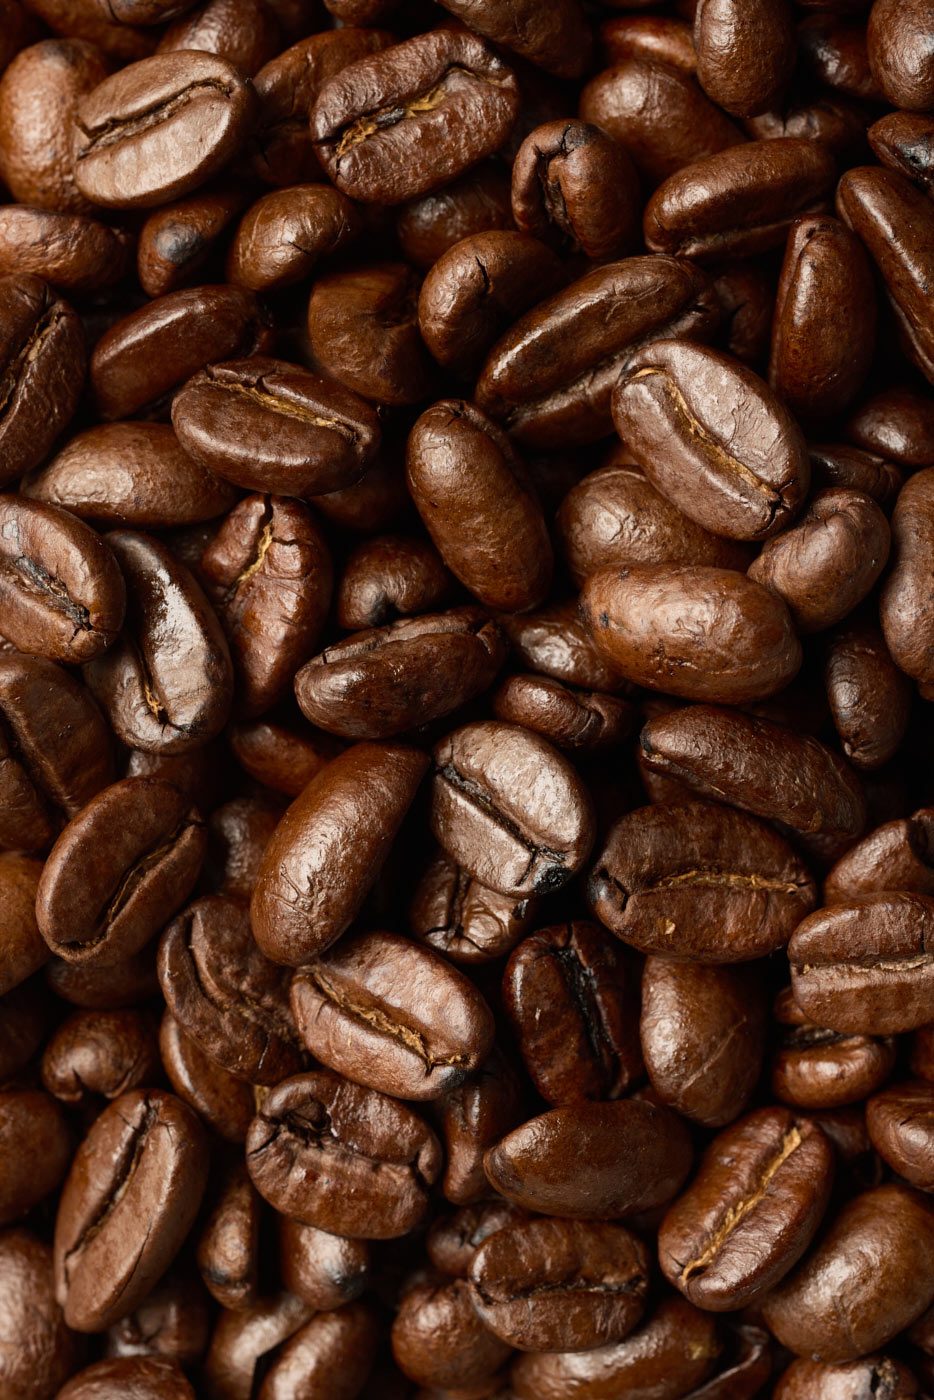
[391,1275,511,1391]
[227,184,360,292]
[825,807,934,902]
[771,986,896,1109]
[278,1217,371,1311]
[0,1229,78,1399]
[0,274,85,486]
[41,1007,159,1104]
[336,534,452,631]
[694,0,796,117]
[881,468,934,696]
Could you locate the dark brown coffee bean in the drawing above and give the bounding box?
[436,0,591,79]
[774,1356,921,1400]
[105,1272,210,1366]
[589,800,817,961]
[156,0,280,78]
[504,921,642,1105]
[659,1107,834,1310]
[258,1300,379,1400]
[485,1098,692,1219]
[0,274,86,487]
[202,1291,312,1400]
[337,534,452,631]
[869,110,934,195]
[227,184,360,293]
[476,255,719,447]
[206,796,280,904]
[84,530,233,753]
[73,52,257,209]
[881,468,934,696]
[600,15,697,73]
[639,704,866,842]
[311,31,520,205]
[91,284,272,422]
[713,261,775,365]
[789,893,934,1035]
[295,607,506,741]
[430,720,595,898]
[645,138,837,260]
[0,653,113,855]
[160,1011,256,1144]
[771,986,896,1109]
[0,1228,78,1400]
[809,443,903,507]
[62,1356,197,1399]
[762,1184,934,1362]
[406,401,552,612]
[0,206,133,294]
[492,673,636,752]
[196,1162,261,1312]
[251,741,428,965]
[23,0,157,62]
[694,0,796,117]
[0,496,125,663]
[867,0,934,111]
[847,386,934,469]
[24,422,237,528]
[290,928,495,1101]
[470,1216,648,1354]
[409,849,535,965]
[579,59,744,188]
[47,948,159,1010]
[391,1274,511,1392]
[437,1047,522,1206]
[838,167,934,384]
[35,775,206,965]
[511,119,640,260]
[158,894,303,1085]
[396,161,514,270]
[824,615,912,771]
[641,959,767,1127]
[229,715,341,797]
[54,1088,208,1332]
[866,1080,934,1191]
[201,493,332,718]
[427,1199,524,1278]
[278,1217,371,1311]
[502,600,629,695]
[557,452,751,586]
[825,808,934,902]
[0,1086,71,1224]
[246,1069,441,1238]
[172,357,381,498]
[769,215,876,421]
[580,565,802,703]
[137,182,250,297]
[41,1008,159,1104]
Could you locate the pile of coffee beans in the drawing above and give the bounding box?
[1,0,934,1395]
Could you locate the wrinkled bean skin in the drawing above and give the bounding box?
[589,800,817,962]
[278,1217,371,1311]
[437,1046,523,1204]
[580,565,803,703]
[771,986,896,1110]
[251,741,428,965]
[410,850,535,965]
[290,928,495,1101]
[227,184,360,293]
[246,1070,442,1239]
[824,616,912,770]
[866,1080,934,1190]
[53,1088,208,1332]
[774,1356,921,1400]
[57,1356,196,1399]
[762,1184,934,1362]
[658,1107,834,1310]
[0,207,133,296]
[612,340,810,542]
[336,534,452,631]
[391,1275,511,1392]
[694,0,796,118]
[484,1098,693,1219]
[41,1008,159,1104]
[867,0,934,112]
[641,958,767,1127]
[492,672,636,752]
[880,468,934,696]
[825,808,934,902]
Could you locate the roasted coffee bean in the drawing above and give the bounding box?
[337,534,452,631]
[60,1355,195,1398]
[612,340,810,542]
[867,1080,934,1192]
[789,893,934,1035]
[485,1098,692,1219]
[35,776,206,965]
[590,800,816,961]
[407,401,552,613]
[824,616,912,770]
[83,530,234,753]
[24,422,238,528]
[774,1356,921,1400]
[881,468,934,696]
[437,1046,522,1205]
[172,357,380,498]
[769,215,876,421]
[809,443,903,507]
[600,15,697,74]
[410,850,535,964]
[159,895,302,1085]
[847,386,934,468]
[73,53,257,209]
[311,31,520,205]
[258,1301,379,1399]
[869,110,934,195]
[251,741,428,965]
[246,1069,441,1239]
[41,1007,159,1104]
[430,721,595,898]
[0,1228,78,1400]
[295,607,505,741]
[290,928,495,1101]
[156,0,280,78]
[658,1107,834,1310]
[418,230,564,377]
[639,705,866,842]
[49,948,160,1010]
[202,1291,312,1400]
[504,920,642,1105]
[762,1184,934,1362]
[867,0,934,112]
[201,493,332,719]
[106,1272,210,1364]
[557,452,751,586]
[476,255,719,447]
[91,284,272,422]
[0,274,86,488]
[228,715,341,797]
[54,1088,208,1331]
[137,182,250,298]
[0,496,125,663]
[227,184,359,293]
[0,206,133,295]
[205,796,282,900]
[825,808,934,902]
[694,0,796,117]
[838,167,934,385]
[645,138,837,260]
[579,59,744,188]
[427,1199,523,1278]
[502,600,629,695]
[0,653,113,854]
[391,1274,512,1392]
[0,1086,71,1224]
[580,565,802,703]
[797,12,880,101]
[511,119,640,260]
[278,1217,371,1311]
[196,1161,261,1312]
[436,0,591,79]
[492,673,636,751]
[160,1011,256,1144]
[771,986,896,1109]
[396,161,513,270]
[641,959,767,1126]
